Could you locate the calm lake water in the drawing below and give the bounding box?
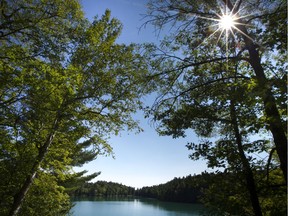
[71,198,205,216]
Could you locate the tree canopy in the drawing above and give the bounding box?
[143,0,287,215]
[0,1,148,215]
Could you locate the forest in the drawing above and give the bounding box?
[135,173,208,203]
[0,0,286,215]
[72,181,135,197]
[71,174,206,201]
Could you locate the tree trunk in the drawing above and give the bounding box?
[224,0,287,183]
[8,120,58,216]
[243,40,287,183]
[230,101,263,216]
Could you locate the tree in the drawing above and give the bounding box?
[149,54,266,214]
[0,1,148,215]
[142,0,286,214]
[145,0,287,182]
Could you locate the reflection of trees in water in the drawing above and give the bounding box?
[137,198,204,215]
[73,196,135,202]
[72,198,206,215]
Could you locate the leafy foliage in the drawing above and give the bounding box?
[143,0,287,215]
[0,1,148,215]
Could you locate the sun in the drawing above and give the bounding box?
[193,2,253,54]
[196,8,241,44]
[219,14,236,31]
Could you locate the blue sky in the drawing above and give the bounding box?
[79,0,209,188]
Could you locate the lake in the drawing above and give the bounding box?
[71,198,205,216]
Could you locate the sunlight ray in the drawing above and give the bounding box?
[231,25,256,44]
[184,1,259,62]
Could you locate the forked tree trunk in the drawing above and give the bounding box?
[224,0,287,183]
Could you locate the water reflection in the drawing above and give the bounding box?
[72,197,205,216]
[135,198,204,215]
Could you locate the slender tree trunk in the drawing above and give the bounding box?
[224,0,287,183]
[8,119,58,216]
[230,101,263,216]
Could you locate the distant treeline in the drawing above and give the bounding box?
[135,173,213,203]
[72,181,135,197]
[72,172,214,203]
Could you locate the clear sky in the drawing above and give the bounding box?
[79,0,209,189]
